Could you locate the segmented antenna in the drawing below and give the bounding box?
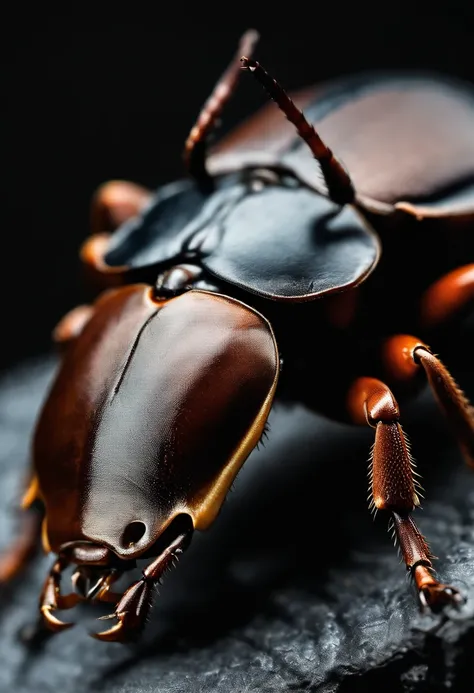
[184,29,260,186]
[240,57,355,205]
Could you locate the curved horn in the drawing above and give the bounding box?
[240,57,355,205]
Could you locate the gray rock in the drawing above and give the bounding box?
[0,357,474,692]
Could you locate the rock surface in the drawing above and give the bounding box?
[1,357,474,692]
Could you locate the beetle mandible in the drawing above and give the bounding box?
[2,29,474,642]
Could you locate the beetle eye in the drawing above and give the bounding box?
[249,168,281,193]
[122,521,147,547]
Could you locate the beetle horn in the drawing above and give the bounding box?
[183,28,260,186]
[240,57,355,205]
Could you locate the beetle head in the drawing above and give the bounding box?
[33,287,279,637]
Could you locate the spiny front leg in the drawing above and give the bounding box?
[92,531,189,642]
[347,376,464,611]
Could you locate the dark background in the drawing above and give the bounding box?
[3,9,474,370]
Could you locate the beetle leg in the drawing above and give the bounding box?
[52,304,94,349]
[0,505,42,584]
[381,335,474,467]
[347,376,464,611]
[0,472,43,585]
[419,264,474,330]
[40,556,80,632]
[81,181,153,292]
[90,180,153,236]
[92,531,188,642]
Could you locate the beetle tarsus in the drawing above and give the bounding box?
[390,513,464,613]
[416,572,465,614]
[41,605,75,633]
[92,612,129,643]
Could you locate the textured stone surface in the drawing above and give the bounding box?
[1,357,474,692]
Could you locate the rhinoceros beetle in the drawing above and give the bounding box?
[2,29,474,643]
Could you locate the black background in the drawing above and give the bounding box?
[4,8,474,370]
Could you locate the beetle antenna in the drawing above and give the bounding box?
[240,57,355,205]
[184,29,260,187]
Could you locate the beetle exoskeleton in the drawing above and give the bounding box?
[2,30,474,643]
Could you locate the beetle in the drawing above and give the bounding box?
[1,29,474,643]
